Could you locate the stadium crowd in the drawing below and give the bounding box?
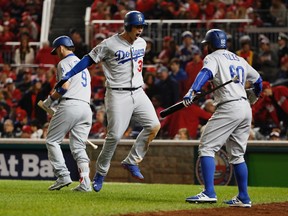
[0,0,288,140]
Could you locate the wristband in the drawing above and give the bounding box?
[56,87,67,95]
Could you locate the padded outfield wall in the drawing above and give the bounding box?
[0,139,287,187]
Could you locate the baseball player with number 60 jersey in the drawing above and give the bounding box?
[183,29,262,207]
[55,11,161,192]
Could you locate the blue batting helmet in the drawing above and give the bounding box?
[124,11,147,32]
[51,35,74,55]
[201,29,227,49]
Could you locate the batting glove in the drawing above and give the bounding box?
[183,89,197,107]
[42,96,54,108]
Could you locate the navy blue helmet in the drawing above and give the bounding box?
[201,29,227,49]
[124,11,147,32]
[51,35,74,55]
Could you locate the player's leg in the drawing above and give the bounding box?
[121,89,160,179]
[93,90,133,192]
[46,103,72,190]
[68,101,92,192]
[224,101,252,207]
[186,101,240,203]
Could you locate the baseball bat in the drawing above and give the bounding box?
[37,100,55,115]
[159,76,239,118]
[86,139,98,150]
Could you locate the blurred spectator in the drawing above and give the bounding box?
[13,107,28,137]
[226,34,234,52]
[0,118,16,138]
[18,78,48,124]
[16,68,33,93]
[3,77,22,107]
[34,41,60,69]
[178,31,201,69]
[92,32,106,47]
[173,128,190,140]
[236,35,258,67]
[41,122,49,139]
[14,32,35,65]
[30,119,43,139]
[9,0,26,21]
[169,57,187,82]
[182,49,203,97]
[269,128,281,140]
[279,55,288,79]
[277,32,288,67]
[69,28,89,59]
[252,81,288,136]
[0,63,17,80]
[201,99,216,114]
[89,108,106,139]
[142,36,157,65]
[135,0,155,18]
[20,124,32,138]
[156,36,178,67]
[143,72,156,99]
[162,103,212,139]
[153,66,179,108]
[269,0,287,26]
[257,36,279,82]
[21,14,39,40]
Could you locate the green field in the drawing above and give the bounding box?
[0,180,288,216]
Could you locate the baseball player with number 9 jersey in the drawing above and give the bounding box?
[183,29,263,207]
[55,11,161,192]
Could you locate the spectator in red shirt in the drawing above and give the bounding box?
[3,78,22,107]
[183,49,203,97]
[162,103,212,139]
[252,81,288,136]
[34,41,60,69]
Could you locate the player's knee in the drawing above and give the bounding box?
[229,155,245,164]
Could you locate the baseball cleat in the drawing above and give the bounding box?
[71,184,92,192]
[48,176,72,191]
[186,192,217,203]
[121,162,144,180]
[92,172,105,192]
[224,196,252,208]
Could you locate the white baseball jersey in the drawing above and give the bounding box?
[203,49,260,105]
[88,34,146,88]
[57,54,91,103]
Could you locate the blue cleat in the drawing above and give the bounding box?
[224,196,252,208]
[186,191,217,203]
[92,172,105,192]
[121,162,144,180]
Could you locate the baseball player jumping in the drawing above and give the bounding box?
[41,36,92,192]
[55,11,161,192]
[183,29,262,207]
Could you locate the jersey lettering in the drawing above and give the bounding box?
[115,48,145,64]
[223,53,240,61]
[81,71,87,87]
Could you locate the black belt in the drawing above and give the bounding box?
[60,98,89,104]
[110,86,141,91]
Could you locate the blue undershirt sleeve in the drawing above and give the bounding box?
[191,68,213,92]
[253,76,263,97]
[66,55,94,78]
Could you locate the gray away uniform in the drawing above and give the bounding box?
[46,54,92,178]
[89,34,160,176]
